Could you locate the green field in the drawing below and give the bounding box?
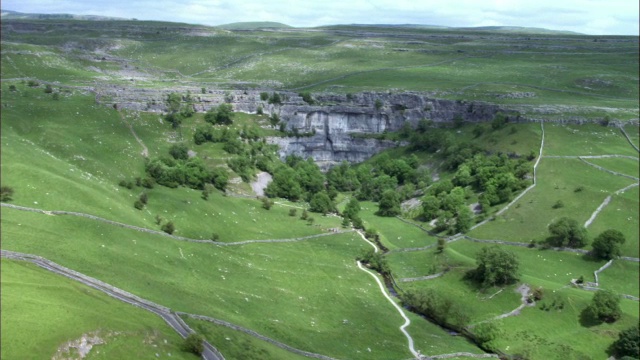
[1,17,638,360]
[1,259,195,360]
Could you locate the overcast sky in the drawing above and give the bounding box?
[3,0,638,35]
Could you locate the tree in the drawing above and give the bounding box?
[436,238,446,253]
[181,333,204,356]
[455,205,473,234]
[1,186,15,202]
[342,198,361,220]
[169,143,189,160]
[309,192,335,214]
[215,103,234,125]
[547,217,588,248]
[585,290,621,323]
[467,246,519,287]
[591,229,626,260]
[377,189,401,216]
[609,326,639,358]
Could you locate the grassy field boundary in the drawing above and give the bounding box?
[179,313,338,360]
[619,125,640,153]
[0,202,351,246]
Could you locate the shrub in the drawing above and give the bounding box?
[261,197,273,210]
[306,217,315,225]
[133,200,145,210]
[256,106,263,115]
[181,333,204,356]
[300,209,308,220]
[288,208,297,217]
[260,92,269,101]
[162,221,175,234]
[27,80,39,87]
[552,200,564,209]
[574,186,585,192]
[211,233,220,241]
[9,85,17,91]
[374,99,383,110]
[1,186,15,202]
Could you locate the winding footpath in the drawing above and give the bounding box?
[353,230,425,359]
[356,261,422,359]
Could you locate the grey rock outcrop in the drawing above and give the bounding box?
[98,88,510,167]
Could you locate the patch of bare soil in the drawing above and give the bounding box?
[251,172,273,197]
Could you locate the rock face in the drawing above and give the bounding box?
[101,88,508,167]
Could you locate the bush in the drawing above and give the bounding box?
[374,99,383,110]
[260,92,269,101]
[552,200,564,209]
[0,186,15,202]
[9,85,17,91]
[288,208,297,217]
[181,333,204,356]
[27,80,39,87]
[268,92,282,105]
[261,197,273,210]
[256,106,263,115]
[211,233,220,241]
[162,221,175,234]
[133,200,145,210]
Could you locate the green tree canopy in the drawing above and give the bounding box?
[591,229,626,260]
[377,189,401,217]
[585,290,621,323]
[609,325,639,358]
[309,192,335,214]
[468,246,520,287]
[547,217,589,248]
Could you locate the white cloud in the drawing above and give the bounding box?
[2,0,638,34]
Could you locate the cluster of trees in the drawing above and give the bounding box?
[265,155,326,202]
[421,182,474,234]
[144,144,228,191]
[194,122,278,182]
[204,103,234,125]
[400,288,470,331]
[357,249,391,275]
[545,217,626,259]
[164,92,195,128]
[453,153,531,210]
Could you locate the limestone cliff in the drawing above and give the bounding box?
[101,88,509,167]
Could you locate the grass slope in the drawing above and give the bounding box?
[0,259,194,360]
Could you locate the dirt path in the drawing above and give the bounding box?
[118,110,149,158]
[356,261,423,359]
